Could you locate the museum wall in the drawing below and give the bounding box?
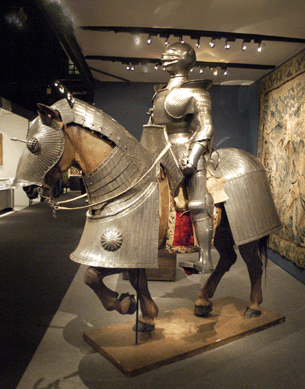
[94,80,261,155]
[0,109,29,207]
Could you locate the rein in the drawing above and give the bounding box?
[45,143,171,216]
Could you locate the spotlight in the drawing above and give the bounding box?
[199,67,204,74]
[196,38,200,49]
[130,64,135,71]
[257,42,264,52]
[225,40,230,50]
[6,7,27,28]
[165,37,169,46]
[241,39,250,51]
[224,69,228,76]
[180,36,184,43]
[134,35,140,45]
[213,68,218,76]
[209,39,215,48]
[147,35,152,45]
[154,63,158,70]
[190,68,193,72]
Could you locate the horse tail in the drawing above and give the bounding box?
[259,235,269,282]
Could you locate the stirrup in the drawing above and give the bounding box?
[179,260,202,275]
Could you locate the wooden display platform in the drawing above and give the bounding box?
[84,297,285,377]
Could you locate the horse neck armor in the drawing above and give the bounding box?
[52,98,156,209]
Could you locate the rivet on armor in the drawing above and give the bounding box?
[26,137,40,155]
[101,229,123,251]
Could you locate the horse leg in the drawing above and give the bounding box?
[84,267,137,315]
[128,269,159,332]
[239,241,263,317]
[194,206,237,317]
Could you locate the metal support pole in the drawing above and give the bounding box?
[135,268,140,345]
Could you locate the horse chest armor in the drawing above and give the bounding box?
[70,177,159,269]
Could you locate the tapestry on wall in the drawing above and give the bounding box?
[258,50,305,269]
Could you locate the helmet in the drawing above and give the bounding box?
[161,42,196,75]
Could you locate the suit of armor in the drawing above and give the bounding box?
[148,42,215,273]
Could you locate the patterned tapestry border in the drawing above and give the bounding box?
[260,50,305,95]
[269,234,305,269]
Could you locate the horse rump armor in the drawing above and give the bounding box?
[211,148,281,246]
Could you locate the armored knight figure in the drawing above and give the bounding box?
[147,42,215,273]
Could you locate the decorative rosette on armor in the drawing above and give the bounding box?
[101,229,123,251]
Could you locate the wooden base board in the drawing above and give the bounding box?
[84,297,285,377]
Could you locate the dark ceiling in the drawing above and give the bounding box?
[0,0,91,117]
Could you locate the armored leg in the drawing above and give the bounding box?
[180,157,214,274]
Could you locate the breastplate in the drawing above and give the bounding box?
[153,89,190,135]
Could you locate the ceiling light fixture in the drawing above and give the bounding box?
[257,41,264,52]
[225,40,230,50]
[180,36,184,43]
[199,67,204,74]
[224,69,228,76]
[134,35,140,45]
[213,68,218,76]
[147,35,152,45]
[165,37,169,46]
[154,63,158,70]
[6,7,27,27]
[209,39,215,48]
[196,38,200,49]
[54,81,74,107]
[241,39,251,51]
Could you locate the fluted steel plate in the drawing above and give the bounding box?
[216,148,281,245]
[15,116,65,186]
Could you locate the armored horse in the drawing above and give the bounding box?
[15,98,280,332]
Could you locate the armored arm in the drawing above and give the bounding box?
[180,89,214,174]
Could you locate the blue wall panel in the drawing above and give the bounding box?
[94,80,260,155]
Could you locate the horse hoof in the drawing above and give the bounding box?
[244,307,261,318]
[194,305,213,317]
[133,322,155,333]
[118,293,137,315]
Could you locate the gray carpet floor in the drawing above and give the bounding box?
[16,252,305,389]
[1,193,305,389]
[0,193,85,389]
